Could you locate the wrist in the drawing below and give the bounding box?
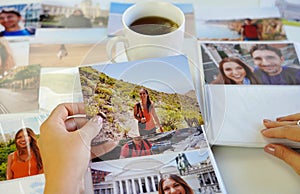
[44,171,83,194]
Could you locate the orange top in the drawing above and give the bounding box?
[141,105,156,130]
[11,151,39,179]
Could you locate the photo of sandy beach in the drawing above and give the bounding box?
[30,42,109,67]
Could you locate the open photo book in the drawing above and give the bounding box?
[199,41,300,148]
[79,55,227,193]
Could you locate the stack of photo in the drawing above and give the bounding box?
[0,0,300,194]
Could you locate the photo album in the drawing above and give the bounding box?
[199,41,300,147]
[79,55,226,193]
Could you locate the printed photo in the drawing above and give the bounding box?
[197,17,287,41]
[79,55,203,158]
[0,2,41,37]
[0,38,40,114]
[91,127,207,161]
[40,0,108,29]
[91,149,223,194]
[0,114,48,181]
[30,28,110,114]
[200,42,300,85]
[0,64,40,114]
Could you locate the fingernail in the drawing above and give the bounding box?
[264,144,275,154]
[263,119,271,123]
[91,116,103,125]
[261,128,267,134]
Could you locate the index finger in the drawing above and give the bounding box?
[49,103,86,122]
[40,103,86,134]
[276,113,300,122]
[261,125,300,142]
[263,120,297,128]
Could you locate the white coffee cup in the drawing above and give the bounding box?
[106,1,185,62]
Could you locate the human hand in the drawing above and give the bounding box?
[261,113,300,175]
[141,117,146,123]
[38,103,103,194]
[263,113,300,128]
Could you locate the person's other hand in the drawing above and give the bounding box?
[141,117,146,123]
[38,103,103,194]
[261,113,300,175]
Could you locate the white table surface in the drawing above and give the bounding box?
[212,145,300,194]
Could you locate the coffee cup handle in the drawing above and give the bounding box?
[106,36,129,63]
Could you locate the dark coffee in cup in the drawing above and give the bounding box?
[107,1,185,61]
[129,16,179,35]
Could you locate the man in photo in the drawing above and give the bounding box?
[0,8,35,36]
[119,136,152,158]
[240,18,260,41]
[250,44,300,85]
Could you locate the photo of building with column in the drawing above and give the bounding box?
[91,149,223,194]
[40,0,108,28]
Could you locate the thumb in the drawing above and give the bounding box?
[264,144,300,175]
[78,116,103,146]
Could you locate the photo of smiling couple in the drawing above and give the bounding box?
[202,42,300,85]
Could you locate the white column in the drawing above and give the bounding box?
[113,181,118,194]
[201,174,206,186]
[157,175,161,183]
[50,7,55,15]
[132,179,137,194]
[208,172,214,184]
[145,177,150,192]
[125,179,131,194]
[138,178,143,193]
[151,176,156,191]
[119,181,124,194]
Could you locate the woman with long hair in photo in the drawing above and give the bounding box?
[212,57,259,84]
[134,88,163,136]
[158,174,194,194]
[6,127,43,180]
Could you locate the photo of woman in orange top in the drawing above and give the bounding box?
[6,128,43,180]
[134,88,163,136]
